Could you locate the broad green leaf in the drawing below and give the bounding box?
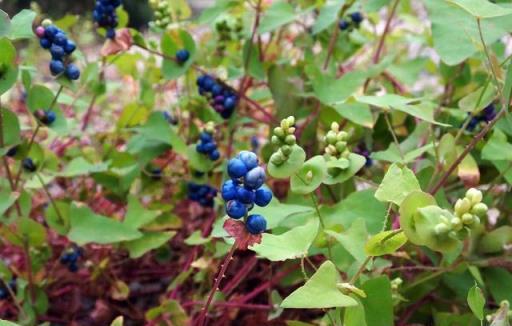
[124,231,176,258]
[243,40,265,80]
[281,261,358,308]
[323,153,366,185]
[312,0,344,35]
[9,217,47,247]
[467,284,485,320]
[321,189,387,234]
[332,102,374,128]
[290,156,326,194]
[187,144,215,173]
[251,219,319,261]
[344,299,367,326]
[118,102,149,128]
[0,189,18,216]
[184,231,211,245]
[372,143,433,164]
[0,38,18,95]
[258,1,313,34]
[375,163,421,206]
[365,230,408,256]
[68,204,142,245]
[326,219,368,262]
[485,268,512,304]
[446,0,512,18]
[197,0,237,24]
[161,30,196,80]
[399,191,437,246]
[268,145,306,179]
[45,201,70,235]
[60,157,110,177]
[360,277,393,326]
[479,226,512,254]
[0,108,20,147]
[123,195,161,229]
[425,1,512,65]
[0,10,11,37]
[458,85,496,113]
[136,112,187,155]
[482,130,512,161]
[251,198,314,229]
[416,205,460,252]
[9,10,36,40]
[27,85,55,112]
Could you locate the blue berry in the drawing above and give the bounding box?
[106,28,116,39]
[221,180,238,201]
[176,49,190,63]
[350,12,364,24]
[227,158,248,179]
[50,45,65,60]
[44,25,59,40]
[203,142,216,153]
[209,150,220,161]
[236,187,255,204]
[6,146,17,157]
[244,166,266,190]
[93,0,122,38]
[65,64,80,80]
[339,19,350,30]
[224,96,237,110]
[211,84,223,96]
[238,151,258,170]
[40,38,51,49]
[53,32,67,46]
[49,60,65,75]
[0,288,7,300]
[64,40,76,54]
[199,132,213,143]
[22,158,36,172]
[246,214,267,234]
[226,200,247,219]
[254,187,272,207]
[40,110,56,125]
[188,183,217,207]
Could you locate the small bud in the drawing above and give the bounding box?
[271,135,281,146]
[471,203,488,218]
[337,131,348,141]
[280,119,290,130]
[288,127,296,134]
[285,134,296,145]
[331,122,340,133]
[286,116,295,126]
[461,213,474,225]
[434,223,450,235]
[327,144,337,154]
[306,170,313,183]
[451,217,462,230]
[274,127,285,138]
[42,19,52,27]
[454,198,471,216]
[325,131,337,145]
[281,145,292,156]
[335,141,347,153]
[466,188,483,205]
[270,152,285,166]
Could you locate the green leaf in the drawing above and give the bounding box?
[68,203,142,245]
[0,108,20,148]
[197,0,237,24]
[375,163,421,206]
[161,30,196,80]
[9,10,36,40]
[124,231,176,258]
[136,112,187,155]
[60,157,110,177]
[0,320,22,326]
[110,316,124,326]
[290,156,327,194]
[281,261,358,308]
[321,189,387,234]
[332,102,374,128]
[243,40,265,80]
[360,277,394,326]
[467,284,485,321]
[0,189,18,216]
[187,144,215,173]
[479,226,512,254]
[344,299,367,326]
[258,1,313,34]
[13,217,47,247]
[485,268,512,304]
[446,0,512,18]
[458,85,496,113]
[251,219,319,261]
[399,191,437,246]
[482,130,512,161]
[27,85,55,112]
[365,230,408,256]
[312,0,344,35]
[45,201,70,235]
[326,219,368,262]
[268,145,306,179]
[123,195,161,229]
[0,38,18,95]
[250,198,314,229]
[323,153,366,185]
[0,10,11,37]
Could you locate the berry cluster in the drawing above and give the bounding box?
[93,0,122,39]
[196,75,238,119]
[149,0,172,30]
[22,158,36,172]
[467,103,497,132]
[269,116,297,166]
[196,123,220,161]
[35,20,80,80]
[60,246,83,272]
[222,151,272,234]
[176,49,190,64]
[324,122,350,159]
[338,12,364,31]
[35,109,56,126]
[0,278,16,300]
[435,188,488,237]
[188,183,218,208]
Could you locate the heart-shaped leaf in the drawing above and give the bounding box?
[290,155,326,194]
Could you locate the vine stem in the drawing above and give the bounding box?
[323,0,357,70]
[310,192,335,263]
[35,173,65,224]
[197,241,238,326]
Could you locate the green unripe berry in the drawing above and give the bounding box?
[281,145,292,156]
[325,132,337,145]
[42,19,53,27]
[454,198,471,216]
[271,135,281,146]
[466,188,483,205]
[288,127,296,134]
[335,141,347,153]
[270,152,285,166]
[462,213,474,225]
[281,119,290,130]
[337,131,348,141]
[286,116,295,126]
[434,223,450,235]
[450,217,462,230]
[274,127,285,138]
[471,203,488,218]
[327,144,337,154]
[285,135,296,145]
[331,122,340,133]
